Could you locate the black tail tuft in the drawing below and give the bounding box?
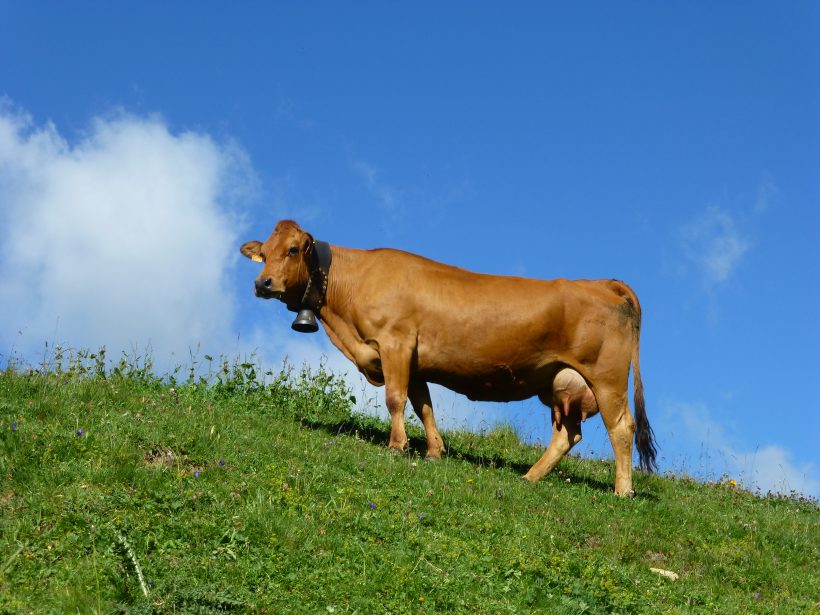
[633,375,658,473]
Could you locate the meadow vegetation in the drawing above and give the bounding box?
[1,349,818,613]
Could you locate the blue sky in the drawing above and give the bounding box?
[1,3,818,497]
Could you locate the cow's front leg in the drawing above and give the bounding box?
[523,413,582,483]
[381,345,413,454]
[408,379,446,460]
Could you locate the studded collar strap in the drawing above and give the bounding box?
[297,240,332,315]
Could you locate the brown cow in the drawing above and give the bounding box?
[241,220,657,495]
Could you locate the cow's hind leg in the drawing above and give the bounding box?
[408,379,446,460]
[596,388,636,496]
[523,412,582,483]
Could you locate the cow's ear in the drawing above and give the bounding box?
[301,232,315,254]
[240,240,264,263]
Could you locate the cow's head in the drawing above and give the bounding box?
[240,220,314,309]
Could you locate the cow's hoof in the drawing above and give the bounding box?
[424,455,440,462]
[388,445,408,456]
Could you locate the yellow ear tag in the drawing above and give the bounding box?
[251,255,263,263]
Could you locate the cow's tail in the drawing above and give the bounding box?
[629,294,658,473]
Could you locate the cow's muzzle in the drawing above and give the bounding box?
[254,277,284,300]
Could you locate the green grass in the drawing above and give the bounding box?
[1,351,818,614]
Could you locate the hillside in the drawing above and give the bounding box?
[1,352,817,614]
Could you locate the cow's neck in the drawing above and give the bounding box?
[319,246,352,327]
[317,247,371,359]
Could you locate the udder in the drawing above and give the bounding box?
[546,367,599,427]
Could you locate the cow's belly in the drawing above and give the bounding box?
[414,326,567,401]
[422,362,556,402]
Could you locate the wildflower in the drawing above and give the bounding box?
[219,460,225,467]
[753,592,761,600]
[76,428,84,437]
[369,502,376,510]
[194,471,200,478]
[11,422,17,431]
[728,479,737,487]
[418,513,425,521]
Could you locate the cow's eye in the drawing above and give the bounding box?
[287,246,299,256]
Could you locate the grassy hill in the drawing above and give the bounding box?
[1,351,817,614]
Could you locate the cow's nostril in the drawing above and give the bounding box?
[254,277,275,296]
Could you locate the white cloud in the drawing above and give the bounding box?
[665,399,820,499]
[732,444,820,499]
[352,160,401,217]
[681,206,750,286]
[0,104,255,363]
[754,175,778,214]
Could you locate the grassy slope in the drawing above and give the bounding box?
[0,360,818,614]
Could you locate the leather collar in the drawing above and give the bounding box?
[292,240,332,315]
